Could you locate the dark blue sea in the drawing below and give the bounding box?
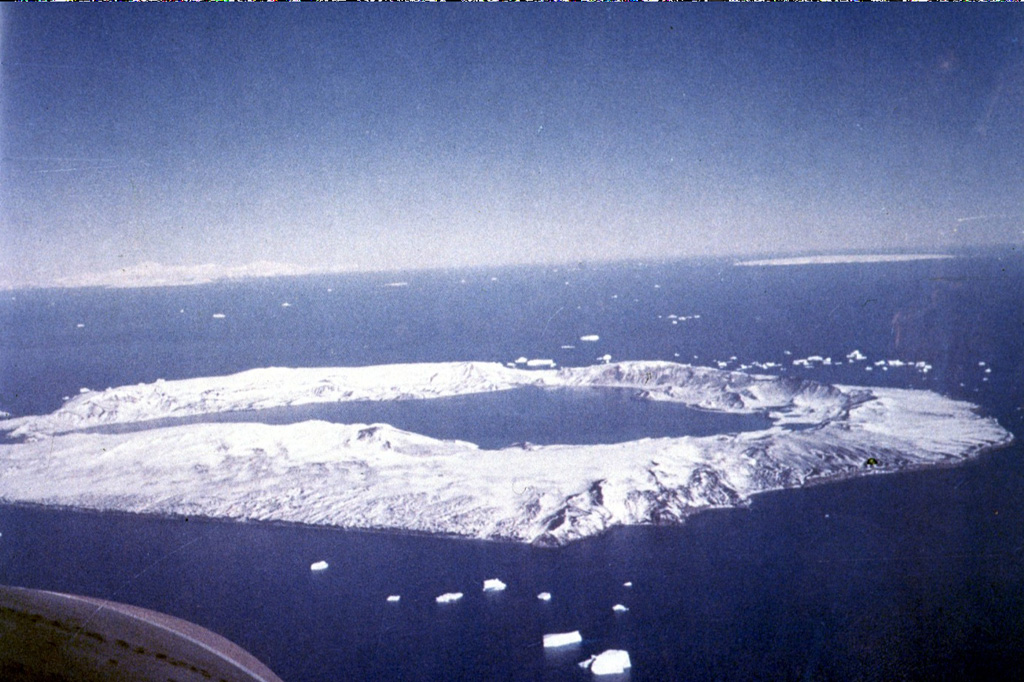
[2,254,1024,680]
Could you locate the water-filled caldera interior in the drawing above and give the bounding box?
[89,386,773,449]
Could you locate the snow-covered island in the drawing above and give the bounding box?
[0,361,1012,546]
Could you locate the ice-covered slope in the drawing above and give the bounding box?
[0,362,1012,546]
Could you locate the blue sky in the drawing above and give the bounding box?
[2,7,1022,285]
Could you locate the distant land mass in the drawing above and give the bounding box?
[0,252,961,291]
[734,253,955,267]
[0,361,1011,546]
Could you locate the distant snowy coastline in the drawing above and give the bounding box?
[1,261,331,291]
[0,361,1012,546]
[734,254,954,267]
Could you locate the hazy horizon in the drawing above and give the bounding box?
[3,7,1023,288]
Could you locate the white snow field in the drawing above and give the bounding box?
[0,361,1012,546]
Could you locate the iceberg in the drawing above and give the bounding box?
[543,631,582,648]
[622,582,632,588]
[580,335,600,342]
[386,595,401,603]
[612,604,629,613]
[0,360,1012,547]
[212,313,226,319]
[579,649,631,676]
[482,578,506,592]
[537,592,552,601]
[310,561,328,571]
[436,592,463,604]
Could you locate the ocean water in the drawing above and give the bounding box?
[2,254,1023,680]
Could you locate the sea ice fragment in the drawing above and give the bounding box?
[436,592,463,604]
[580,335,600,342]
[612,604,629,612]
[579,649,632,675]
[537,592,552,601]
[543,631,582,648]
[386,595,400,603]
[483,578,506,592]
[310,560,328,571]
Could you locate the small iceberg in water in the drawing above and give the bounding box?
[579,649,631,676]
[612,604,629,613]
[436,592,463,604]
[622,581,632,588]
[543,631,582,648]
[386,595,401,603]
[212,313,226,319]
[537,592,552,601]
[579,334,600,342]
[310,560,329,571]
[483,578,506,592]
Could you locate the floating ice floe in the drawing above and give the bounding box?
[543,631,582,648]
[579,649,631,676]
[384,282,409,288]
[622,581,632,588]
[483,578,507,592]
[561,345,576,350]
[212,313,226,319]
[537,592,552,601]
[310,560,328,571]
[436,592,463,604]
[599,354,612,364]
[847,350,867,362]
[612,604,629,613]
[526,359,556,368]
[386,595,401,603]
[281,302,291,307]
[76,323,85,328]
[580,335,600,342]
[515,357,528,364]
